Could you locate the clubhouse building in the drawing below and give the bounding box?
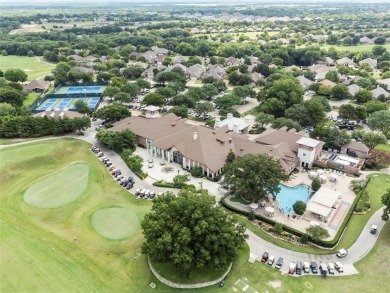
[112,111,324,178]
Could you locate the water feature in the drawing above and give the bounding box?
[276,184,311,215]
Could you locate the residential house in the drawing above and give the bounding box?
[359,58,377,69]
[250,72,264,85]
[360,36,374,44]
[336,57,355,67]
[186,64,207,79]
[24,80,50,93]
[214,113,255,134]
[347,84,362,98]
[173,56,186,64]
[378,78,390,89]
[371,86,390,100]
[142,51,157,63]
[296,76,314,90]
[319,79,337,88]
[224,57,240,67]
[204,64,227,80]
[151,46,169,55]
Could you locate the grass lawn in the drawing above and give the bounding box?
[1,138,389,292]
[0,136,52,145]
[375,144,390,154]
[297,43,390,53]
[0,55,55,80]
[24,92,40,106]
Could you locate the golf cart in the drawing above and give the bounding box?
[336,248,348,258]
[370,225,378,235]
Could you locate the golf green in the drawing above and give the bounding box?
[91,208,140,240]
[24,163,89,208]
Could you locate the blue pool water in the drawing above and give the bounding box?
[276,184,311,215]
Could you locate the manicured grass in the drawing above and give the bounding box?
[0,55,55,80]
[24,92,40,106]
[320,43,390,53]
[0,138,153,292]
[24,163,89,208]
[335,174,390,250]
[375,144,390,154]
[0,136,52,145]
[152,261,227,284]
[230,194,251,205]
[92,207,140,240]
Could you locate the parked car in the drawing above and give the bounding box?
[157,192,164,197]
[289,262,296,274]
[125,181,133,189]
[111,169,119,175]
[261,252,269,263]
[370,225,378,234]
[149,191,156,199]
[97,152,104,157]
[335,261,343,273]
[295,261,303,275]
[336,249,348,258]
[108,166,116,171]
[139,189,146,197]
[135,188,141,196]
[267,255,275,266]
[311,262,318,274]
[116,175,124,181]
[327,263,335,275]
[320,263,328,277]
[303,262,310,273]
[275,257,283,270]
[148,162,154,168]
[105,161,112,167]
[143,190,150,198]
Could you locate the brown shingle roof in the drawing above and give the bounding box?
[342,141,370,153]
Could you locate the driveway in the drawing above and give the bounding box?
[247,207,386,276]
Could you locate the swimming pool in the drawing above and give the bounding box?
[276,184,311,215]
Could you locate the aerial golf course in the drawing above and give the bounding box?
[0,138,389,293]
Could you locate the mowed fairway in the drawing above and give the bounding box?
[24,163,89,208]
[0,139,153,292]
[0,55,55,80]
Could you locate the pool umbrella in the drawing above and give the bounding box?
[330,174,338,179]
[309,171,317,178]
[249,203,258,211]
[317,169,325,175]
[319,174,327,182]
[265,206,275,217]
[310,220,320,227]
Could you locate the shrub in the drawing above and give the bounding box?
[293,201,307,215]
[190,166,203,177]
[275,222,283,235]
[300,233,309,243]
[311,178,321,192]
[248,212,255,221]
[173,175,189,188]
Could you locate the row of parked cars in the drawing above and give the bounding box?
[134,188,163,199]
[261,252,343,276]
[90,146,135,190]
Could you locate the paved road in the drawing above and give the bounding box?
[247,207,386,276]
[1,122,387,277]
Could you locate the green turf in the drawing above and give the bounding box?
[24,163,89,208]
[375,144,390,154]
[0,143,54,168]
[92,207,140,240]
[1,138,389,292]
[0,55,55,80]
[24,92,40,106]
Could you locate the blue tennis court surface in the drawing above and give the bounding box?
[36,97,101,111]
[66,86,102,94]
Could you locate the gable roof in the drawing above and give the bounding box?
[24,79,50,91]
[296,75,313,90]
[347,84,362,96]
[342,141,370,153]
[371,87,390,99]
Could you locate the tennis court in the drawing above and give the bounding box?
[36,96,101,111]
[55,85,106,95]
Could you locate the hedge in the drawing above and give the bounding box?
[220,178,367,249]
[153,181,175,188]
[132,169,148,180]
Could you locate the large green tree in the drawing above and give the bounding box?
[368,110,390,136]
[94,103,130,122]
[331,84,348,100]
[381,189,390,221]
[306,226,330,242]
[141,190,247,276]
[74,100,90,114]
[4,68,28,83]
[224,154,288,202]
[0,88,24,107]
[142,93,165,107]
[256,112,274,129]
[95,129,136,153]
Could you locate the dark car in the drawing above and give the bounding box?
[261,252,269,263]
[126,182,133,190]
[275,257,284,270]
[128,176,134,183]
[311,262,318,274]
[295,261,303,275]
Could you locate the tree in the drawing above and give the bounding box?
[4,68,28,83]
[0,103,18,117]
[71,117,91,133]
[306,226,330,242]
[114,92,131,104]
[142,93,165,107]
[171,105,188,118]
[366,149,390,169]
[102,86,120,99]
[311,95,331,112]
[355,89,372,104]
[326,128,351,148]
[94,103,130,122]
[214,94,240,109]
[265,78,304,110]
[224,154,288,202]
[0,88,24,107]
[202,84,219,100]
[331,84,348,100]
[136,79,151,91]
[381,189,390,221]
[226,150,236,163]
[311,178,321,192]
[364,101,388,115]
[338,104,357,122]
[52,62,71,85]
[173,175,189,188]
[259,98,286,117]
[121,83,140,98]
[141,190,247,276]
[233,85,254,104]
[272,118,303,131]
[256,112,274,129]
[368,110,390,136]
[155,87,176,99]
[74,100,90,114]
[274,223,283,235]
[325,71,339,83]
[293,201,306,215]
[285,104,312,126]
[125,154,143,171]
[355,105,367,122]
[195,102,214,116]
[362,132,387,149]
[95,129,136,153]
